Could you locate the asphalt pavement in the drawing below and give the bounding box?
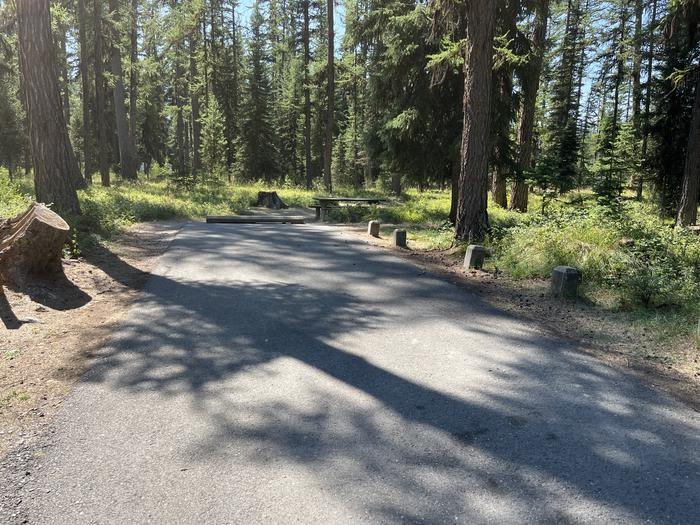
[24,222,700,524]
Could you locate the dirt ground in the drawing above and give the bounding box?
[0,222,181,456]
[344,225,700,412]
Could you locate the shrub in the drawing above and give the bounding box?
[0,174,33,217]
[495,203,700,309]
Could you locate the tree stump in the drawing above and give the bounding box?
[255,191,289,210]
[0,203,70,289]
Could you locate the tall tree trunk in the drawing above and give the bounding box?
[17,0,82,215]
[511,0,549,212]
[573,0,589,123]
[631,0,643,136]
[638,0,657,200]
[492,167,507,207]
[303,0,312,189]
[129,0,138,150]
[611,3,628,139]
[391,172,401,196]
[78,0,93,183]
[58,23,86,191]
[455,1,496,242]
[58,29,71,128]
[190,34,201,178]
[324,0,334,192]
[94,0,110,186]
[108,0,138,180]
[630,0,643,195]
[491,0,517,209]
[202,16,209,106]
[449,146,459,224]
[676,72,700,226]
[174,31,187,180]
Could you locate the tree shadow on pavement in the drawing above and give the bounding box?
[78,223,700,524]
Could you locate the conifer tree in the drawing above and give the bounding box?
[238,0,279,182]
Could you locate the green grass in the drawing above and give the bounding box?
[0,390,30,410]
[0,173,33,217]
[2,349,21,361]
[2,172,698,336]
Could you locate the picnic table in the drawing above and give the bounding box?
[311,196,388,221]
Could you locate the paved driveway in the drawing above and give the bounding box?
[26,222,700,524]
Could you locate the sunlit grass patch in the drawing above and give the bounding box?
[0,390,30,410]
[0,171,33,217]
[2,349,22,361]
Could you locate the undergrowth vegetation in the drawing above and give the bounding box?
[1,174,698,329]
[495,204,700,313]
[0,175,32,217]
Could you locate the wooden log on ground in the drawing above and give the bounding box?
[0,203,70,289]
[255,191,289,209]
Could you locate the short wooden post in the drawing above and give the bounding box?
[551,266,581,299]
[463,245,489,270]
[368,220,380,237]
[392,229,407,247]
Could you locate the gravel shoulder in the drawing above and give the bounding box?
[0,222,180,523]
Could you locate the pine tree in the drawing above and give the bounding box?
[238,0,279,182]
[108,0,139,180]
[538,0,584,193]
[200,96,227,181]
[17,0,82,214]
[455,0,497,241]
[511,0,549,212]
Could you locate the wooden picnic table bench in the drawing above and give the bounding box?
[311,196,388,221]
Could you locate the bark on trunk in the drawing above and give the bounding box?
[190,34,201,178]
[511,0,549,212]
[255,191,289,209]
[391,172,401,196]
[455,1,496,242]
[94,0,110,186]
[492,168,507,208]
[676,72,700,226]
[303,0,312,189]
[129,0,138,149]
[17,0,82,216]
[58,25,86,191]
[449,149,459,224]
[324,0,334,193]
[0,203,70,289]
[631,0,643,136]
[58,30,71,132]
[78,0,93,183]
[109,0,138,180]
[638,0,657,200]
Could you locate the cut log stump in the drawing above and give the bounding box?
[0,203,70,289]
[255,191,289,210]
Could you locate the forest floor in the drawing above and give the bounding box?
[0,221,181,457]
[345,223,700,412]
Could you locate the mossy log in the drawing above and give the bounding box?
[0,203,70,289]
